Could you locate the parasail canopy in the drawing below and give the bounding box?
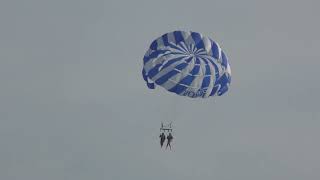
[142,30,231,98]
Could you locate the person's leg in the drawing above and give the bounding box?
[167,140,171,149]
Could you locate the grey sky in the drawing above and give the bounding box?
[0,0,319,179]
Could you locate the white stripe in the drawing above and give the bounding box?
[167,32,176,44]
[179,42,189,53]
[180,31,191,43]
[156,38,164,48]
[215,42,222,60]
[184,32,195,47]
[226,63,231,75]
[202,37,212,56]
[144,49,153,58]
[144,51,173,72]
[150,55,190,82]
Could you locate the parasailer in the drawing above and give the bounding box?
[159,132,166,148]
[166,133,173,150]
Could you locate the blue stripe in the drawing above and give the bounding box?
[215,73,231,96]
[182,56,193,64]
[211,41,220,60]
[162,34,169,46]
[216,73,229,89]
[168,84,187,94]
[202,57,220,81]
[191,32,204,50]
[218,85,228,96]
[173,31,184,44]
[209,85,219,96]
[150,40,157,50]
[221,51,228,69]
[194,58,200,65]
[142,68,155,89]
[143,55,148,65]
[201,76,211,89]
[191,32,201,44]
[147,64,162,79]
[204,64,211,76]
[175,62,189,71]
[179,75,196,86]
[189,64,200,75]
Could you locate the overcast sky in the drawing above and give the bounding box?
[1,0,320,179]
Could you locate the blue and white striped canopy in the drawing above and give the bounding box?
[142,30,231,98]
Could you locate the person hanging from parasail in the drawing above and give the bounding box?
[159,132,166,148]
[166,133,173,150]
